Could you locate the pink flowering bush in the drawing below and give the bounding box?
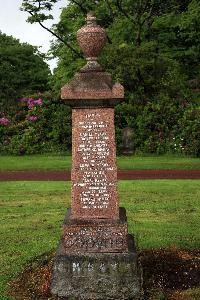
[0,95,72,155]
[20,97,43,109]
[28,98,42,109]
[0,117,10,126]
[0,93,199,156]
[27,115,38,122]
[0,116,10,151]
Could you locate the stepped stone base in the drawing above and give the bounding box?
[51,238,142,300]
[51,209,142,299]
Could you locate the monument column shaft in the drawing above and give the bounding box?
[71,107,119,220]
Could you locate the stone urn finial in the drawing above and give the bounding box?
[77,12,107,72]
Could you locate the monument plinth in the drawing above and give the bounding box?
[51,12,142,300]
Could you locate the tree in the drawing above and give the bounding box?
[21,0,197,98]
[0,32,50,113]
[21,0,200,156]
[21,0,82,57]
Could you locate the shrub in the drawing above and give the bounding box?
[0,94,199,157]
[0,96,72,155]
[115,95,200,156]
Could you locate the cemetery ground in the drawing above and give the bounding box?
[0,180,199,299]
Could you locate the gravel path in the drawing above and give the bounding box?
[0,169,200,181]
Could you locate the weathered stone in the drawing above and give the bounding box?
[61,72,124,103]
[51,237,142,300]
[122,127,135,155]
[61,208,129,254]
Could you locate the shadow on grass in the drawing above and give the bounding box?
[7,247,200,300]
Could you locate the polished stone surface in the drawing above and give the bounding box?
[71,108,118,220]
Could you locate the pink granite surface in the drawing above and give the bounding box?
[61,73,124,100]
[77,15,107,60]
[59,13,129,255]
[71,108,119,220]
[62,223,128,253]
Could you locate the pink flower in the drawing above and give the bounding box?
[34,98,43,106]
[0,117,10,126]
[28,98,43,109]
[19,97,43,109]
[27,115,38,122]
[27,98,35,109]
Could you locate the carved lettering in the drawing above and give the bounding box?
[72,110,117,213]
[63,225,127,253]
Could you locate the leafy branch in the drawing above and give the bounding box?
[21,0,83,57]
[70,0,87,14]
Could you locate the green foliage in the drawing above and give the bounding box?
[43,0,199,99]
[0,95,72,155]
[176,105,200,156]
[4,0,199,156]
[0,32,50,114]
[114,95,200,156]
[48,0,200,156]
[21,0,58,23]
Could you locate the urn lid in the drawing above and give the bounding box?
[77,12,107,72]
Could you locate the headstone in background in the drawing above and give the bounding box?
[122,127,135,155]
[51,12,142,300]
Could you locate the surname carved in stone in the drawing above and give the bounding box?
[62,224,128,253]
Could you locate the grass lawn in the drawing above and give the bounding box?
[0,180,199,299]
[0,154,200,171]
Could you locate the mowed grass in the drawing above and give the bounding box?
[119,180,200,249]
[0,154,200,171]
[0,155,72,171]
[0,180,199,299]
[117,155,200,170]
[0,182,70,300]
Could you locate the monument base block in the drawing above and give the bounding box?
[51,242,142,300]
[51,208,142,299]
[61,208,129,254]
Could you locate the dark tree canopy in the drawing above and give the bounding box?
[0,32,50,113]
[15,0,200,156]
[21,0,199,101]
